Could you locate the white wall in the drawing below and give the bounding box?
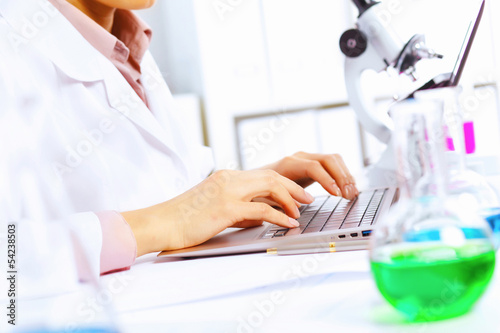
[138,0,500,175]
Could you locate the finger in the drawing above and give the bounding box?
[294,152,352,184]
[319,155,357,200]
[244,170,313,206]
[252,197,301,209]
[232,220,264,228]
[241,174,300,218]
[264,184,301,219]
[333,154,357,185]
[285,153,342,197]
[299,159,342,197]
[331,154,359,197]
[239,202,300,229]
[286,152,357,199]
[274,174,315,204]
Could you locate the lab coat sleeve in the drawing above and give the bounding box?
[12,211,136,298]
[12,211,137,286]
[12,213,105,296]
[68,212,138,277]
[66,212,104,278]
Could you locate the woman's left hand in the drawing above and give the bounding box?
[260,151,359,200]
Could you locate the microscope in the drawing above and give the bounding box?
[340,0,445,187]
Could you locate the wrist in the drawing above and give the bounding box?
[121,209,156,257]
[121,201,187,256]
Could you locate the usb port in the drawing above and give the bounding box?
[350,233,358,238]
[338,234,346,239]
[362,230,372,237]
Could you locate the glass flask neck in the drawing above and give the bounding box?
[419,104,448,201]
[391,99,448,202]
[442,88,468,172]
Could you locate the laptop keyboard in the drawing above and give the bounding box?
[261,189,387,239]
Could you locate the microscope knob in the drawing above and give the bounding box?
[340,29,368,58]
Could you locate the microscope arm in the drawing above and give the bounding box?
[344,43,393,144]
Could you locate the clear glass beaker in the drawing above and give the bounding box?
[415,87,500,249]
[369,97,496,322]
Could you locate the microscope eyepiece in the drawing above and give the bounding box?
[352,0,379,16]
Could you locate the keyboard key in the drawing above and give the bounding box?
[341,221,360,229]
[319,197,340,211]
[298,213,315,224]
[308,221,327,229]
[322,226,338,232]
[322,223,341,231]
[261,189,388,239]
[303,197,328,211]
[285,227,303,236]
[307,212,334,228]
[303,226,322,234]
[327,217,345,225]
[298,212,315,219]
[274,229,288,237]
[262,231,276,239]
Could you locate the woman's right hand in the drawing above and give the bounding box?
[121,169,315,256]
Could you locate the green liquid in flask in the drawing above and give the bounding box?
[371,242,495,321]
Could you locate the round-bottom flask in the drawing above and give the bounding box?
[370,98,496,322]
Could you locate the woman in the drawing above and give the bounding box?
[0,0,358,275]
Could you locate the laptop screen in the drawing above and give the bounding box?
[450,0,485,87]
[409,0,485,95]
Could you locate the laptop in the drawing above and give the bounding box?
[158,0,485,258]
[408,0,484,95]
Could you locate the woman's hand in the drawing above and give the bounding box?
[122,169,314,256]
[261,151,359,200]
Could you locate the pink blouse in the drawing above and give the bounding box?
[48,0,152,106]
[48,0,154,274]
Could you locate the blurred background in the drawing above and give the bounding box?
[137,0,500,178]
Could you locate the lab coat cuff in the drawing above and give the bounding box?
[96,211,137,275]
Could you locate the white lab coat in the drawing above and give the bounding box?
[0,0,214,281]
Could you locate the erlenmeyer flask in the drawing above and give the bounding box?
[369,98,496,322]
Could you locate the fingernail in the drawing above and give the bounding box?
[289,218,300,227]
[294,206,301,218]
[354,185,360,196]
[350,185,358,198]
[343,185,352,199]
[305,192,314,202]
[332,184,342,197]
[350,184,358,197]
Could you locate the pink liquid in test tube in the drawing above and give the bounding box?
[445,121,476,154]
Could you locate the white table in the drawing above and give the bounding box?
[99,248,500,333]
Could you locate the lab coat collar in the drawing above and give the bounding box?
[0,0,103,83]
[100,62,180,152]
